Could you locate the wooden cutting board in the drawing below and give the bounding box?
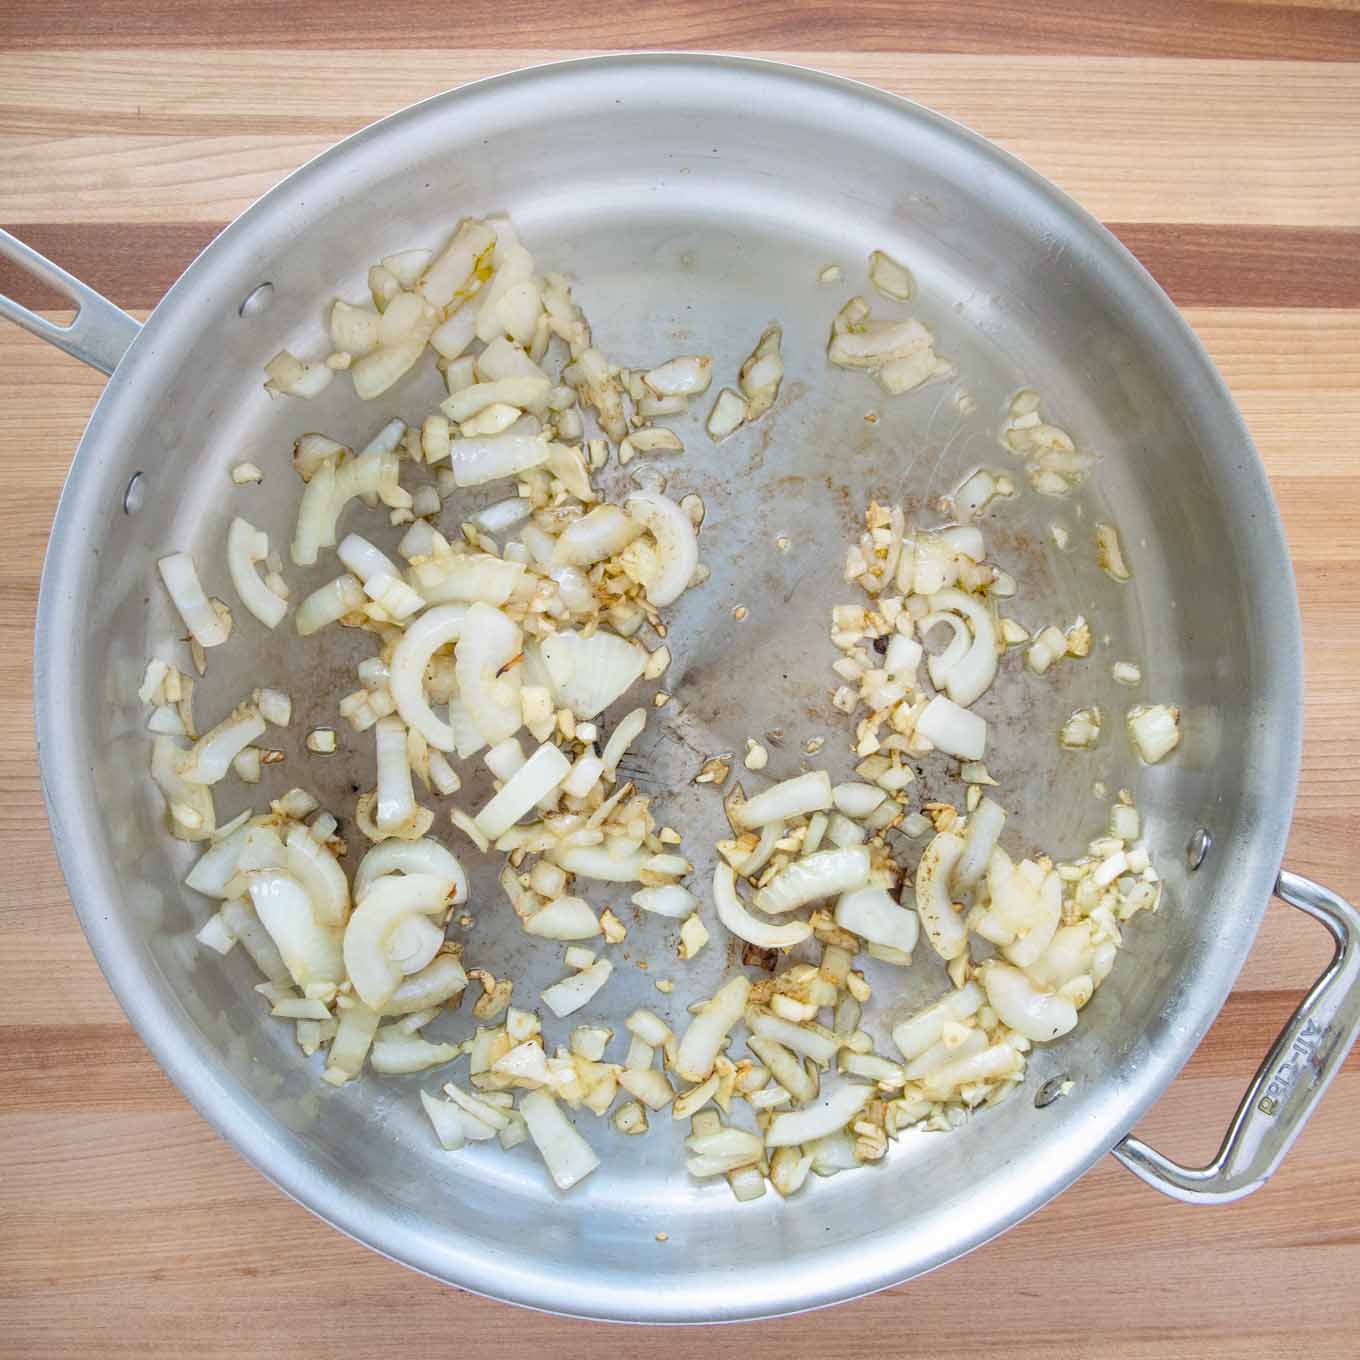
[1,4,1358,1356]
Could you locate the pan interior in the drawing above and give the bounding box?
[39,56,1299,1320]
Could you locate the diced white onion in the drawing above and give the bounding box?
[914,831,968,960]
[674,975,750,1083]
[624,491,699,607]
[541,959,613,1017]
[226,519,288,628]
[158,553,229,648]
[475,744,571,841]
[713,862,811,951]
[388,605,468,750]
[732,771,833,829]
[753,847,870,914]
[765,1083,872,1148]
[916,695,987,760]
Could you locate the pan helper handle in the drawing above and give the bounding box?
[1114,870,1360,1204]
[0,228,141,375]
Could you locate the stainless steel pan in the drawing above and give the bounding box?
[7,55,1360,1322]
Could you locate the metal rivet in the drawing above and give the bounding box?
[123,471,146,514]
[239,282,275,317]
[1187,827,1212,871]
[1034,1075,1071,1109]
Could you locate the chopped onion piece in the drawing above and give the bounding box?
[448,435,551,488]
[916,695,987,760]
[248,871,344,991]
[832,782,887,819]
[1095,522,1132,581]
[631,885,697,919]
[982,962,1078,1043]
[475,744,571,841]
[868,249,915,301]
[732,770,832,829]
[624,491,699,607]
[834,885,918,956]
[753,847,870,914]
[520,1090,600,1190]
[354,838,468,905]
[455,603,523,746]
[226,519,287,629]
[747,1011,841,1064]
[178,705,266,785]
[953,797,1006,891]
[256,687,291,726]
[1060,706,1103,750]
[765,1083,872,1148]
[713,862,811,951]
[296,574,364,637]
[706,388,747,441]
[1128,704,1181,763]
[540,629,647,720]
[552,505,643,568]
[915,831,968,960]
[524,896,601,941]
[158,553,229,648]
[674,975,750,1083]
[284,826,350,927]
[375,715,417,834]
[388,605,468,750]
[643,355,713,397]
[600,707,646,775]
[541,959,613,1017]
[342,872,454,1010]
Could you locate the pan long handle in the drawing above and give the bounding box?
[1113,870,1360,1204]
[0,228,140,375]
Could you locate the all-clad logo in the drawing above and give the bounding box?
[1257,1018,1327,1116]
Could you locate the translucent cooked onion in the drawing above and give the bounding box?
[953,796,1006,891]
[178,705,266,786]
[916,695,987,760]
[914,831,968,960]
[675,975,750,1083]
[447,435,552,488]
[295,574,365,637]
[631,884,697,918]
[520,1090,599,1191]
[713,862,811,951]
[624,491,699,607]
[455,603,523,746]
[753,847,870,914]
[388,605,468,750]
[926,588,999,708]
[475,744,571,841]
[159,552,229,648]
[834,885,918,956]
[540,629,647,720]
[343,872,454,1010]
[541,959,613,1017]
[733,770,833,829]
[284,825,350,927]
[552,505,643,567]
[982,962,1077,1043]
[226,519,288,629]
[354,838,468,905]
[765,1082,871,1148]
[248,871,345,990]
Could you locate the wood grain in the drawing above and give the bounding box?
[4,0,1359,61]
[4,223,1357,312]
[2,53,1357,225]
[1,16,1360,1360]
